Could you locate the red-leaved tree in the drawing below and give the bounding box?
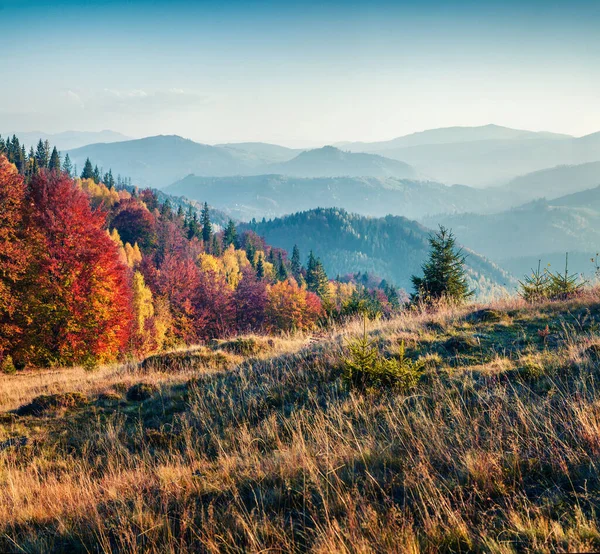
[18,170,132,366]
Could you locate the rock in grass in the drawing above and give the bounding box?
[16,392,88,416]
[126,383,159,402]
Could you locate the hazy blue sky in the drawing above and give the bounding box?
[1,0,599,145]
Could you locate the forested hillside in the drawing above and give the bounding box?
[245,208,514,295]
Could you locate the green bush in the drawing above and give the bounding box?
[343,316,423,391]
[1,355,16,374]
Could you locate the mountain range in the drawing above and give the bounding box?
[67,138,415,188]
[339,125,600,186]
[165,174,515,221]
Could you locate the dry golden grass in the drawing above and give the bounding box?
[2,291,600,552]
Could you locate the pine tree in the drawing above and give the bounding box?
[256,255,265,280]
[212,234,222,257]
[306,251,330,300]
[81,158,94,180]
[93,165,101,184]
[547,253,585,299]
[277,252,288,281]
[411,226,472,304]
[518,260,549,302]
[223,219,238,248]
[246,242,256,268]
[48,147,61,172]
[201,202,212,245]
[35,139,48,169]
[291,245,301,278]
[62,153,73,177]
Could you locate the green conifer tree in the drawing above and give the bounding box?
[81,158,94,179]
[48,147,61,172]
[62,153,73,177]
[291,245,301,278]
[201,202,212,245]
[276,252,288,281]
[256,254,265,279]
[411,226,472,304]
[223,219,238,248]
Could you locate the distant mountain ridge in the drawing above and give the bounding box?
[165,173,522,221]
[501,161,600,201]
[68,136,417,188]
[6,130,131,151]
[338,124,572,152]
[337,125,600,186]
[267,146,416,178]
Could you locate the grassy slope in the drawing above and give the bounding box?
[2,294,600,552]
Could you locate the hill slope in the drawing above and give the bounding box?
[502,161,600,201]
[3,293,600,552]
[423,186,600,277]
[244,208,514,295]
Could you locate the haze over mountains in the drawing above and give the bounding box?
[18,122,600,291]
[339,125,600,186]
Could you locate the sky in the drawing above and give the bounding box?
[1,0,599,146]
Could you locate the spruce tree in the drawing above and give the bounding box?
[411,226,472,304]
[291,245,301,278]
[246,242,256,268]
[212,234,221,256]
[223,219,238,248]
[306,251,330,300]
[93,165,101,184]
[256,254,265,280]
[81,158,94,180]
[48,147,61,172]
[35,139,48,169]
[201,202,212,245]
[277,252,288,281]
[63,153,73,177]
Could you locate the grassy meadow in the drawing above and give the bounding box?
[2,292,600,552]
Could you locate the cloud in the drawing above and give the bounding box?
[97,88,210,113]
[65,90,85,108]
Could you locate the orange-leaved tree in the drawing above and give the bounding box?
[17,170,132,367]
[0,156,30,362]
[266,278,323,332]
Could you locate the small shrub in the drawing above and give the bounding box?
[126,383,159,402]
[343,316,423,391]
[1,355,16,374]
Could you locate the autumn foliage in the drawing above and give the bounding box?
[0,150,401,370]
